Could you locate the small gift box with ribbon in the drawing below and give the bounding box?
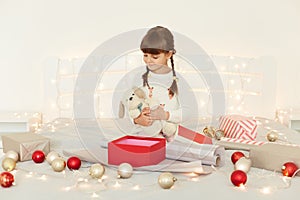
[1,133,50,161]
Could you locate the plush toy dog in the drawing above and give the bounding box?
[123,87,177,140]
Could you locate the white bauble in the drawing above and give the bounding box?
[158,172,177,189]
[117,163,133,178]
[46,151,60,164]
[5,150,19,162]
[234,157,252,173]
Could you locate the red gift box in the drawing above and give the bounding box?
[219,115,258,140]
[108,136,166,167]
[177,125,212,144]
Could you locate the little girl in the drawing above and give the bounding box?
[116,26,198,141]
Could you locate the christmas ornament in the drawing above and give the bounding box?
[32,150,45,163]
[46,151,60,164]
[158,172,177,189]
[89,163,105,179]
[203,126,215,138]
[5,150,19,162]
[230,170,247,187]
[117,163,133,178]
[2,157,16,171]
[67,156,81,170]
[51,158,66,172]
[234,157,252,173]
[267,131,278,142]
[215,129,224,140]
[0,171,14,188]
[231,151,245,164]
[282,162,298,177]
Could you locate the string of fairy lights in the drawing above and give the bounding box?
[5,54,298,132]
[52,54,262,120]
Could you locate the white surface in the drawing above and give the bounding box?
[1,117,300,199]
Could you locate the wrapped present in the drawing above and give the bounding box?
[249,143,300,176]
[177,125,212,144]
[219,115,258,140]
[108,135,166,167]
[1,133,50,161]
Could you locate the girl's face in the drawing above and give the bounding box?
[143,52,172,72]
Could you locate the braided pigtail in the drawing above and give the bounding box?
[142,66,150,88]
[169,55,178,96]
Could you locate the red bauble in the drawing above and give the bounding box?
[230,170,247,187]
[32,150,45,163]
[67,156,81,170]
[0,172,14,188]
[231,151,245,164]
[282,162,299,177]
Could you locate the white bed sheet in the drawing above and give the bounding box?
[1,117,300,200]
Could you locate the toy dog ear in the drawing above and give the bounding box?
[119,101,125,118]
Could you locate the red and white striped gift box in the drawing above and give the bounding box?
[219,115,258,140]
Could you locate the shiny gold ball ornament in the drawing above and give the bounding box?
[267,131,278,142]
[46,151,60,165]
[203,126,215,138]
[51,158,66,172]
[158,172,177,189]
[117,163,133,179]
[5,150,19,162]
[2,157,16,172]
[89,163,105,179]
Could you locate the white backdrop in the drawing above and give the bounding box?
[0,0,299,115]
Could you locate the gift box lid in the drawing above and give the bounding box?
[110,135,165,153]
[1,132,50,143]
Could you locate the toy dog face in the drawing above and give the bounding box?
[128,92,143,110]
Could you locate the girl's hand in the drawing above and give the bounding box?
[150,105,169,120]
[134,107,153,126]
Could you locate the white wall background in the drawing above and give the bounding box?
[0,0,299,116]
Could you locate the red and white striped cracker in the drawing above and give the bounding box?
[219,115,258,140]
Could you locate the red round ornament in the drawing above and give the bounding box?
[67,156,81,170]
[231,151,245,164]
[32,150,45,163]
[230,170,247,187]
[282,162,299,177]
[0,172,14,188]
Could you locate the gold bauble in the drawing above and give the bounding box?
[203,126,215,138]
[158,172,177,189]
[267,131,278,142]
[5,150,19,162]
[51,158,66,172]
[2,157,16,172]
[117,163,133,179]
[89,163,105,179]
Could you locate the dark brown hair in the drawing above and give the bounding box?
[140,26,178,96]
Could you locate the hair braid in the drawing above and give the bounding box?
[142,66,150,88]
[169,55,178,96]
